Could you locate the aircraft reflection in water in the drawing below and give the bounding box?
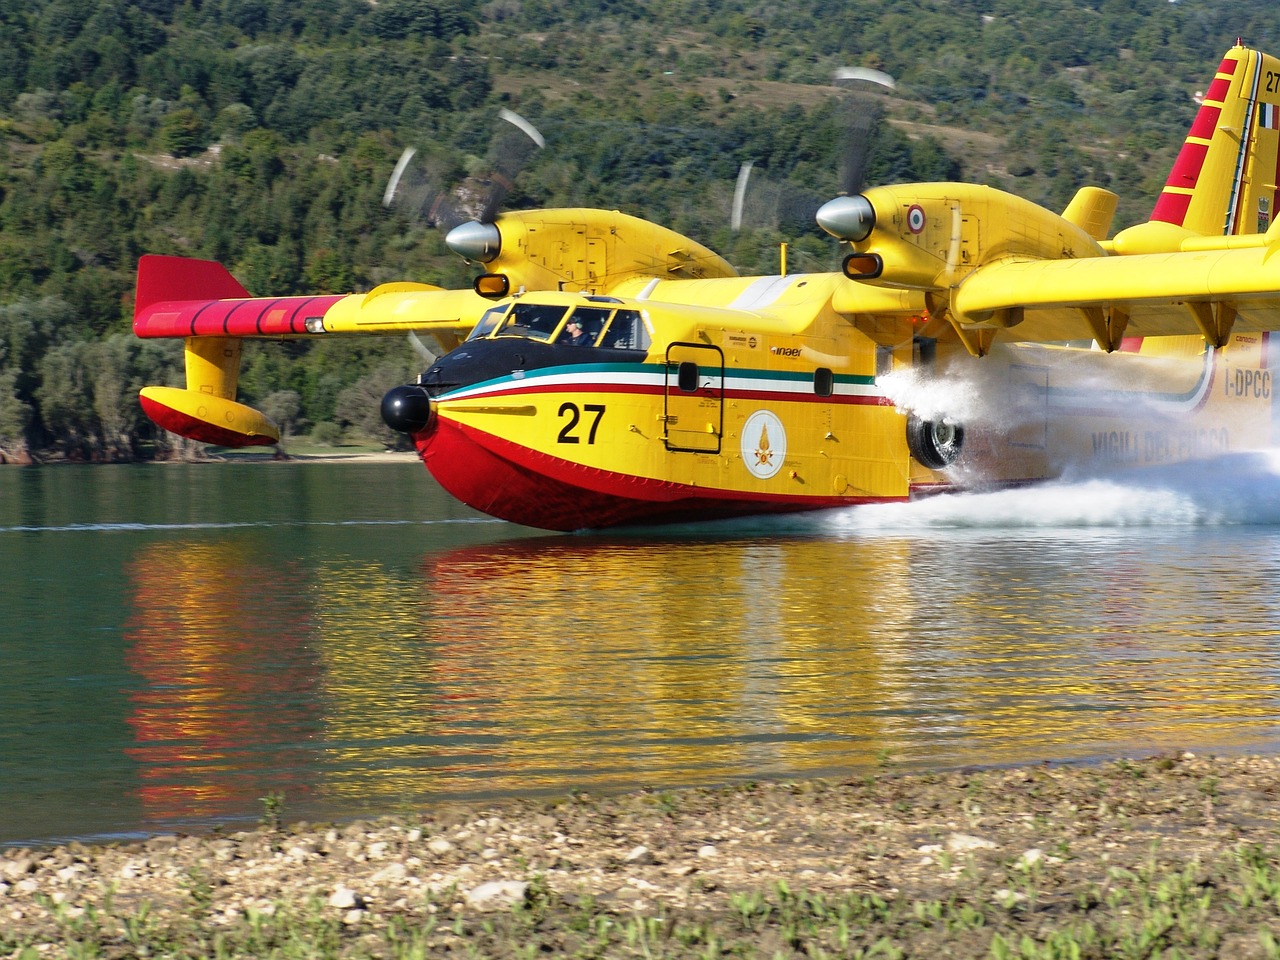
[119,493,1280,824]
[305,561,445,803]
[406,537,921,790]
[123,541,322,823]
[408,529,1280,784]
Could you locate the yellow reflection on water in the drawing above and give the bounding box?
[124,529,1280,821]
[123,540,321,821]
[309,537,920,803]
[309,533,1280,806]
[891,540,1280,761]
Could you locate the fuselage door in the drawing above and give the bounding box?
[664,342,724,453]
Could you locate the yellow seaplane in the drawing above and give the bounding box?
[135,44,1280,531]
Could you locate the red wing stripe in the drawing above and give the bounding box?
[222,298,250,336]
[188,300,219,337]
[286,297,329,334]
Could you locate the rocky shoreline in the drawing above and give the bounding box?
[5,753,1280,957]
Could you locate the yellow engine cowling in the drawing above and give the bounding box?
[818,183,1112,355]
[826,183,1108,293]
[447,207,739,295]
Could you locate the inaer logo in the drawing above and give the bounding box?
[741,410,786,479]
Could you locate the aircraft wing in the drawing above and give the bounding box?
[133,254,491,339]
[951,246,1280,347]
[314,284,493,336]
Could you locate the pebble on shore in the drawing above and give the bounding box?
[3,752,1280,954]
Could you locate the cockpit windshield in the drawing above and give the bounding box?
[466,304,510,341]
[495,303,571,341]
[555,307,652,351]
[477,300,652,352]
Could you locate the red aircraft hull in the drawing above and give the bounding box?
[414,418,895,531]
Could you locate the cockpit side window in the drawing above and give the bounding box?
[604,310,651,351]
[557,307,611,346]
[467,304,510,341]
[496,303,570,341]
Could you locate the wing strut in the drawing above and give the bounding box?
[1079,306,1130,352]
[928,292,996,357]
[1187,301,1237,348]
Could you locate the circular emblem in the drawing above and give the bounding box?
[741,410,787,480]
[907,204,926,234]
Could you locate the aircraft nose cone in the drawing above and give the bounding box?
[816,195,876,243]
[381,385,434,434]
[445,220,502,263]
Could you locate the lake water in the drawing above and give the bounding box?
[4,454,1280,846]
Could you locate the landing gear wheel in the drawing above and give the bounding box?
[906,414,964,470]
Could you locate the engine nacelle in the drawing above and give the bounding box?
[454,208,739,295]
[820,183,1108,294]
[139,386,279,447]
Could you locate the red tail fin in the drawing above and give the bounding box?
[134,254,251,315]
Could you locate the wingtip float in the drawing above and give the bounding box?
[138,386,280,448]
[136,44,1280,531]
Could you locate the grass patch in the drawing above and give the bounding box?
[5,843,1280,959]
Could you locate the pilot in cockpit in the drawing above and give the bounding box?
[561,318,592,346]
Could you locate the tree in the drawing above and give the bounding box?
[35,339,95,459]
[157,105,206,156]
[368,0,477,41]
[334,359,415,449]
[0,369,33,463]
[89,334,140,461]
[259,389,303,439]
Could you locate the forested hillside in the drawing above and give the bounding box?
[0,0,1276,461]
